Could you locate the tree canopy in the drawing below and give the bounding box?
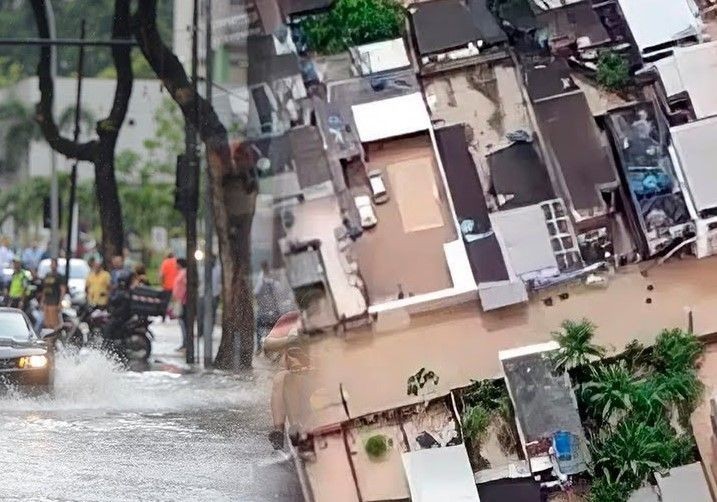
[302,0,405,54]
[0,0,172,86]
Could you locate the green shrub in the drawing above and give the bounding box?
[302,0,405,54]
[596,51,629,91]
[462,405,491,444]
[365,434,390,459]
[581,361,643,422]
[587,475,632,502]
[652,328,703,374]
[591,418,695,488]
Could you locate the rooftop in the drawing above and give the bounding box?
[352,134,459,304]
[655,42,717,120]
[671,116,717,214]
[477,478,541,502]
[536,0,610,48]
[247,34,301,86]
[253,126,336,201]
[351,38,411,76]
[487,141,555,210]
[434,124,510,285]
[281,196,367,326]
[529,0,582,13]
[351,93,432,142]
[617,0,702,58]
[279,0,333,16]
[526,60,618,219]
[424,59,533,160]
[655,462,712,502]
[605,104,690,256]
[490,204,560,281]
[500,342,586,463]
[410,0,505,56]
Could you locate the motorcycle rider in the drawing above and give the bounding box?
[104,273,132,344]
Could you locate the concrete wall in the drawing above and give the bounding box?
[0,77,167,182]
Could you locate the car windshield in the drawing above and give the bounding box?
[37,260,90,279]
[0,312,33,342]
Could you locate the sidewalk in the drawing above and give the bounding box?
[150,318,222,371]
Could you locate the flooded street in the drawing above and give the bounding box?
[0,349,302,502]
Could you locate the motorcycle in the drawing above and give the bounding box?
[73,304,154,365]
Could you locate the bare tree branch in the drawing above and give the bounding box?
[30,0,98,162]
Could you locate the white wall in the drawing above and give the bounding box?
[0,77,168,182]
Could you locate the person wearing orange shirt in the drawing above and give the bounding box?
[159,252,178,292]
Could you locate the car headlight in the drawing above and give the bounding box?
[18,355,48,369]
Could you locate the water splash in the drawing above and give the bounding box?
[0,348,259,413]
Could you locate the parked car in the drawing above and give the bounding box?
[37,258,90,305]
[0,308,54,392]
[354,195,378,229]
[368,169,389,204]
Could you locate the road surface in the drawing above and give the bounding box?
[0,321,303,502]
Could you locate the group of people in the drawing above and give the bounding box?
[5,257,67,332]
[3,235,246,354]
[159,252,221,353]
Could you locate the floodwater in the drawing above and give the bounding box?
[0,350,303,502]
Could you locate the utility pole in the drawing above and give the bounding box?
[65,19,86,284]
[183,0,201,365]
[45,0,59,259]
[202,0,214,369]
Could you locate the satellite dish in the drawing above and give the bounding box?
[256,157,271,174]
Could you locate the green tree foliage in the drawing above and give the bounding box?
[0,0,173,86]
[652,328,704,374]
[462,404,491,444]
[581,361,643,423]
[596,51,629,91]
[0,98,95,175]
[0,99,41,174]
[552,319,606,371]
[96,50,158,80]
[0,96,183,244]
[575,327,704,500]
[302,0,405,54]
[591,419,695,489]
[586,473,632,502]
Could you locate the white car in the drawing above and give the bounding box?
[354,195,378,229]
[368,169,389,204]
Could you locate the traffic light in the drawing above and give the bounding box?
[175,153,199,214]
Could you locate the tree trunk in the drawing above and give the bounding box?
[95,136,124,258]
[134,1,257,370]
[31,0,132,260]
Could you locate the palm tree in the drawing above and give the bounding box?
[0,99,41,175]
[582,361,643,423]
[552,319,606,371]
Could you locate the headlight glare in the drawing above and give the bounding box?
[19,355,48,369]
